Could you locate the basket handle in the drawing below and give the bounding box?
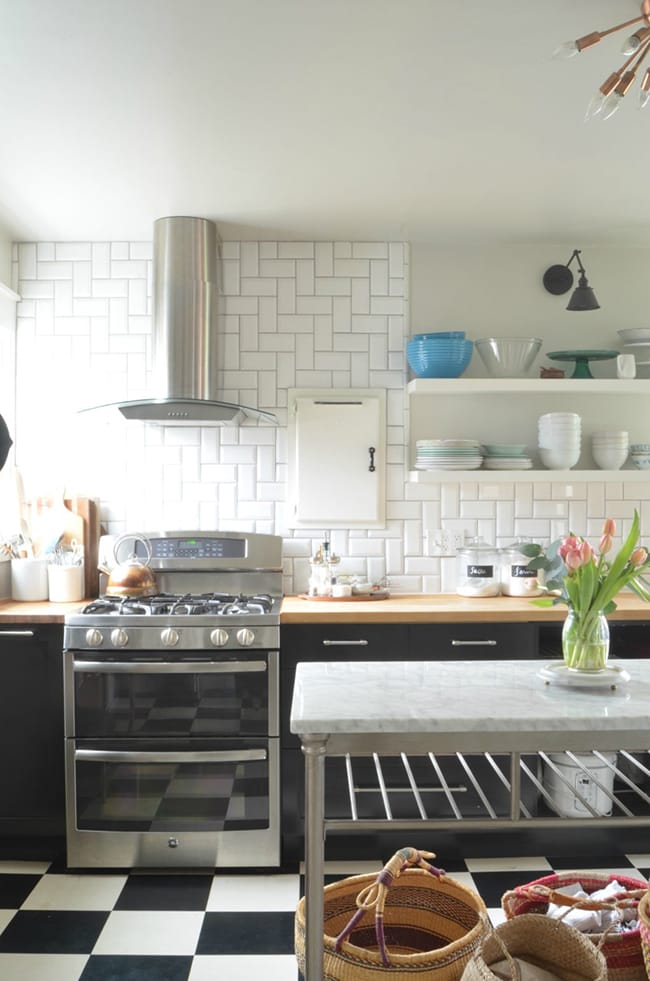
[333,846,446,965]
[505,883,645,912]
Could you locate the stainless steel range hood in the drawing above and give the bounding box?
[83,216,276,426]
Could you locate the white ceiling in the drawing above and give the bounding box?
[3,0,650,246]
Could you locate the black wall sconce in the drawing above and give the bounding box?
[543,249,601,311]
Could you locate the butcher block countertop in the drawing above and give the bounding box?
[280,592,650,623]
[0,600,86,623]
[2,593,650,625]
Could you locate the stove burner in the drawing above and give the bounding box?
[82,592,275,617]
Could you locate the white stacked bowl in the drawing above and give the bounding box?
[538,412,581,470]
[592,430,629,470]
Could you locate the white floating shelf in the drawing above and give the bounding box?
[407,378,650,395]
[408,469,650,483]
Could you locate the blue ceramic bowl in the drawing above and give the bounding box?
[412,331,466,341]
[406,338,473,378]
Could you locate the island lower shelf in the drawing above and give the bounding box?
[320,747,649,833]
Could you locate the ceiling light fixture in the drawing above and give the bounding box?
[554,1,650,119]
[543,250,601,311]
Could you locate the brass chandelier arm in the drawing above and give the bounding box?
[578,14,645,50]
[616,38,650,94]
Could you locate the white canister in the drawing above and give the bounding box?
[456,538,501,597]
[11,558,49,601]
[501,542,543,597]
[47,564,85,602]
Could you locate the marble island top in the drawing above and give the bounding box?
[290,659,650,753]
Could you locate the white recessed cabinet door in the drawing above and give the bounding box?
[288,389,386,528]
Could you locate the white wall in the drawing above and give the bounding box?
[11,238,650,596]
[410,244,646,369]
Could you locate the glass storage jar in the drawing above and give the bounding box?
[456,537,501,597]
[500,540,543,597]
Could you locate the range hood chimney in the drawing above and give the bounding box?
[84,216,276,426]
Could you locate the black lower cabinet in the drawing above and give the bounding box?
[0,624,65,836]
[281,618,539,864]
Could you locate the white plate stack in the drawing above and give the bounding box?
[592,430,629,470]
[538,412,581,470]
[414,439,483,470]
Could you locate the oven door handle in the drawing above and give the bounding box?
[74,748,267,764]
[73,660,267,674]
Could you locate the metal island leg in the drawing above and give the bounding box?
[302,733,328,981]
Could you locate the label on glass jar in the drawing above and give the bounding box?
[467,564,493,578]
[511,564,536,579]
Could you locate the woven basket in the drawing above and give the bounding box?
[461,914,607,981]
[295,847,488,981]
[637,891,650,979]
[502,871,647,981]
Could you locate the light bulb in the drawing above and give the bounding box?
[584,92,606,121]
[640,88,650,108]
[601,91,622,119]
[553,40,579,60]
[622,33,642,55]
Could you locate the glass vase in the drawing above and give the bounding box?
[561,608,610,672]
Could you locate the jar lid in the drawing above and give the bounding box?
[457,535,496,553]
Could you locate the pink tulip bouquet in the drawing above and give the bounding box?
[521,510,650,670]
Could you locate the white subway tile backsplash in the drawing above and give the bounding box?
[278,242,314,259]
[240,242,259,278]
[16,234,636,596]
[258,295,277,333]
[277,279,296,313]
[314,243,334,276]
[260,259,295,277]
[351,277,370,315]
[37,243,55,261]
[91,243,110,278]
[242,277,276,297]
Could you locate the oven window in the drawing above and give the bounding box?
[74,660,270,738]
[73,739,272,832]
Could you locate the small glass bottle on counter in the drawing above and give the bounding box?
[500,540,543,597]
[456,537,501,597]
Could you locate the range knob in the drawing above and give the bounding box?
[85,628,103,648]
[161,627,180,648]
[210,627,229,648]
[110,628,129,648]
[236,627,255,647]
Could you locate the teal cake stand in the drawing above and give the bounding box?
[546,349,618,379]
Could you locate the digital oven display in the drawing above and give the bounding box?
[150,537,246,559]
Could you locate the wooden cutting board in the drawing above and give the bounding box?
[64,496,101,599]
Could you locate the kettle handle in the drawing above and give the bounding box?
[112,532,153,567]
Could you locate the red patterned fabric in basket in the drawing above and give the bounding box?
[501,871,648,981]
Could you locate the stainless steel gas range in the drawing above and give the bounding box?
[63,530,282,870]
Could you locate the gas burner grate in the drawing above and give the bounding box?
[83,592,275,617]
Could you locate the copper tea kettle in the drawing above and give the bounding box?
[99,532,158,597]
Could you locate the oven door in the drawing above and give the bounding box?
[64,650,279,739]
[64,736,280,868]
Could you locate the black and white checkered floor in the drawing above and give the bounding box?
[0,843,648,981]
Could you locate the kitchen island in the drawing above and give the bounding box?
[291,658,650,981]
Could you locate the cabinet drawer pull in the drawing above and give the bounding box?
[451,639,497,646]
[0,630,35,637]
[322,639,369,646]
